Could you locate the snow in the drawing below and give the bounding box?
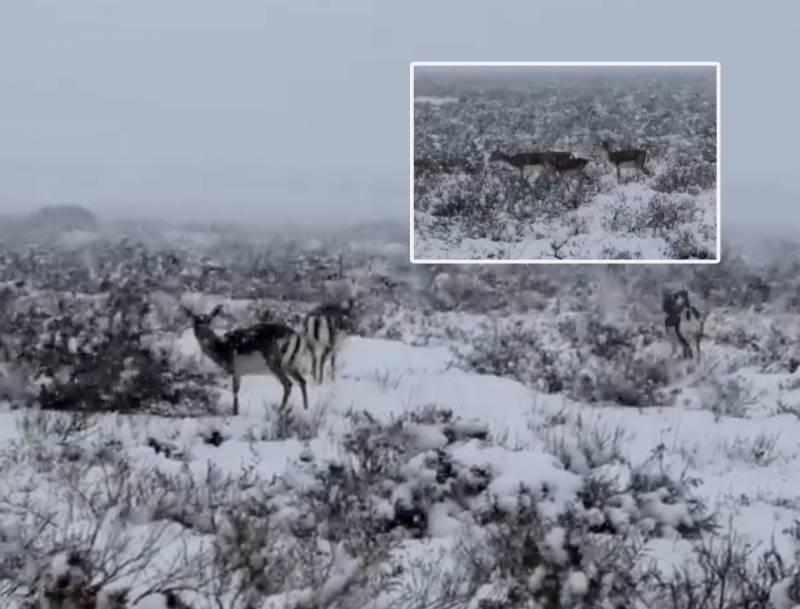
[415,177,717,261]
[427,501,464,537]
[449,441,582,518]
[567,570,590,595]
[1,307,799,605]
[415,95,458,106]
[55,229,101,251]
[542,526,569,564]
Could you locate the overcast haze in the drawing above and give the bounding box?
[0,0,798,234]
[414,65,716,93]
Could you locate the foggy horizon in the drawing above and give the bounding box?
[1,1,798,235]
[414,65,717,94]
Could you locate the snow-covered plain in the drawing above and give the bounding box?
[415,171,717,261]
[0,215,797,607]
[1,305,798,607]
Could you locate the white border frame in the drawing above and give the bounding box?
[409,61,721,265]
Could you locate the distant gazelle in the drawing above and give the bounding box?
[545,156,590,176]
[601,141,651,181]
[662,289,705,361]
[489,148,574,179]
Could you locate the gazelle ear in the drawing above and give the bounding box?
[180,304,195,319]
[209,304,224,318]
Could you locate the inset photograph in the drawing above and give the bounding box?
[411,62,719,263]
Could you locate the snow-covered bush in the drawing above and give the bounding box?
[456,317,671,406]
[653,157,716,194]
[646,528,799,609]
[457,499,643,609]
[663,227,715,260]
[638,194,703,237]
[4,290,217,414]
[698,372,759,420]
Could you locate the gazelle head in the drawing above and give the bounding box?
[182,303,232,372]
[676,289,691,307]
[182,303,224,331]
[488,148,506,162]
[570,158,590,171]
[338,298,359,332]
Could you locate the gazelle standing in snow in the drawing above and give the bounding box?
[662,289,705,361]
[303,300,356,383]
[601,140,651,181]
[682,296,707,363]
[489,147,574,179]
[183,303,313,414]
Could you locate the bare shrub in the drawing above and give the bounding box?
[457,498,644,609]
[601,200,639,234]
[698,373,759,420]
[646,527,795,609]
[663,229,714,260]
[456,317,671,407]
[722,432,780,467]
[653,158,716,194]
[638,194,702,238]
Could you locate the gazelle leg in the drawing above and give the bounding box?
[330,350,337,381]
[232,373,241,416]
[289,370,308,410]
[676,327,692,360]
[272,366,293,411]
[319,346,333,383]
[616,165,621,182]
[310,348,318,384]
[667,327,679,358]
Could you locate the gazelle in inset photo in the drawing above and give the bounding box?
[489,147,574,179]
[545,155,590,177]
[601,140,651,181]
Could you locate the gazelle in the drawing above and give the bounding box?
[683,301,707,363]
[489,148,574,179]
[601,140,651,181]
[545,156,590,176]
[183,304,312,415]
[662,289,705,361]
[303,300,355,383]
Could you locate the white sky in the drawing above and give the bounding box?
[0,0,797,233]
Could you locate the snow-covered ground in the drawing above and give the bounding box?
[2,314,797,607]
[414,169,717,261]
